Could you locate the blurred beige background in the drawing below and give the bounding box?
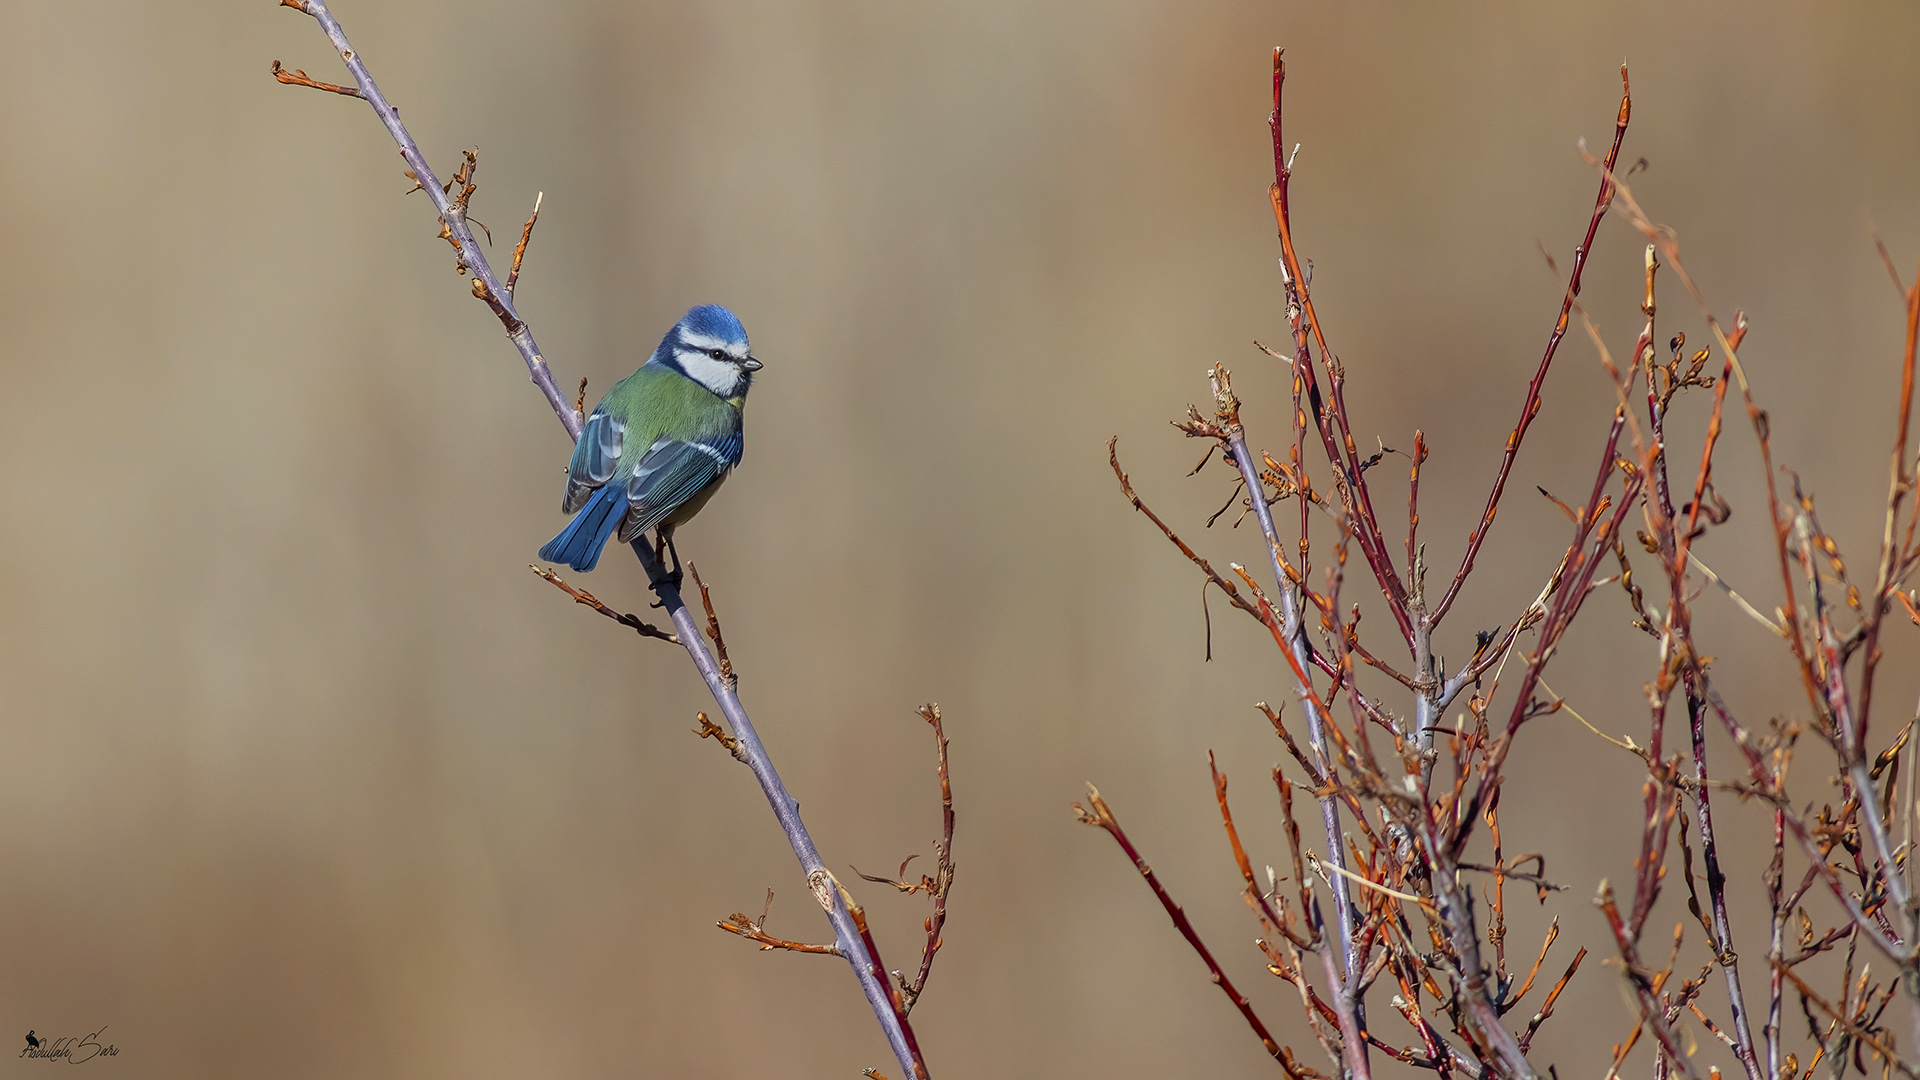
[3,0,1918,1075]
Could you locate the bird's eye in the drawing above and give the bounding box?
[709,348,727,361]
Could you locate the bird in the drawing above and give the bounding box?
[24,1032,39,1050]
[539,304,761,580]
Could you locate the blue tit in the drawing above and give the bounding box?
[539,304,761,576]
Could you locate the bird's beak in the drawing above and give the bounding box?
[741,356,764,371]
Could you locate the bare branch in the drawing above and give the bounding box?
[277,5,924,1074]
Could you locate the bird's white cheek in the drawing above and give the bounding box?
[677,351,743,397]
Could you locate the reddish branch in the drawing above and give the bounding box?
[901,705,955,1016]
[1608,162,1920,1067]
[1267,52,1415,645]
[1073,786,1289,1063]
[1431,65,1632,627]
[854,705,956,1017]
[1106,40,1920,1080]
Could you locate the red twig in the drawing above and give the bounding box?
[903,705,955,1016]
[1268,52,1414,645]
[1431,65,1631,627]
[1074,785,1289,1062]
[840,887,929,1080]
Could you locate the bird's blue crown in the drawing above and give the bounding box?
[652,304,749,358]
[681,304,747,345]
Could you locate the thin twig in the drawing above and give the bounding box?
[854,706,957,1017]
[531,565,678,643]
[718,890,843,955]
[1431,64,1632,627]
[506,191,543,299]
[902,705,956,1016]
[1074,785,1289,1063]
[1517,946,1587,1053]
[269,59,361,97]
[687,563,734,687]
[1597,881,1705,1080]
[1773,961,1918,1080]
[695,712,748,763]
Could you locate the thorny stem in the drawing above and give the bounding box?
[274,4,922,1075]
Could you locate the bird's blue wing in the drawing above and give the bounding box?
[615,433,742,542]
[562,409,626,513]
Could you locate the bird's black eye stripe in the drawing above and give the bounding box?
[708,348,727,361]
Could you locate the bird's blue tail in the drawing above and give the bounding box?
[539,485,626,572]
